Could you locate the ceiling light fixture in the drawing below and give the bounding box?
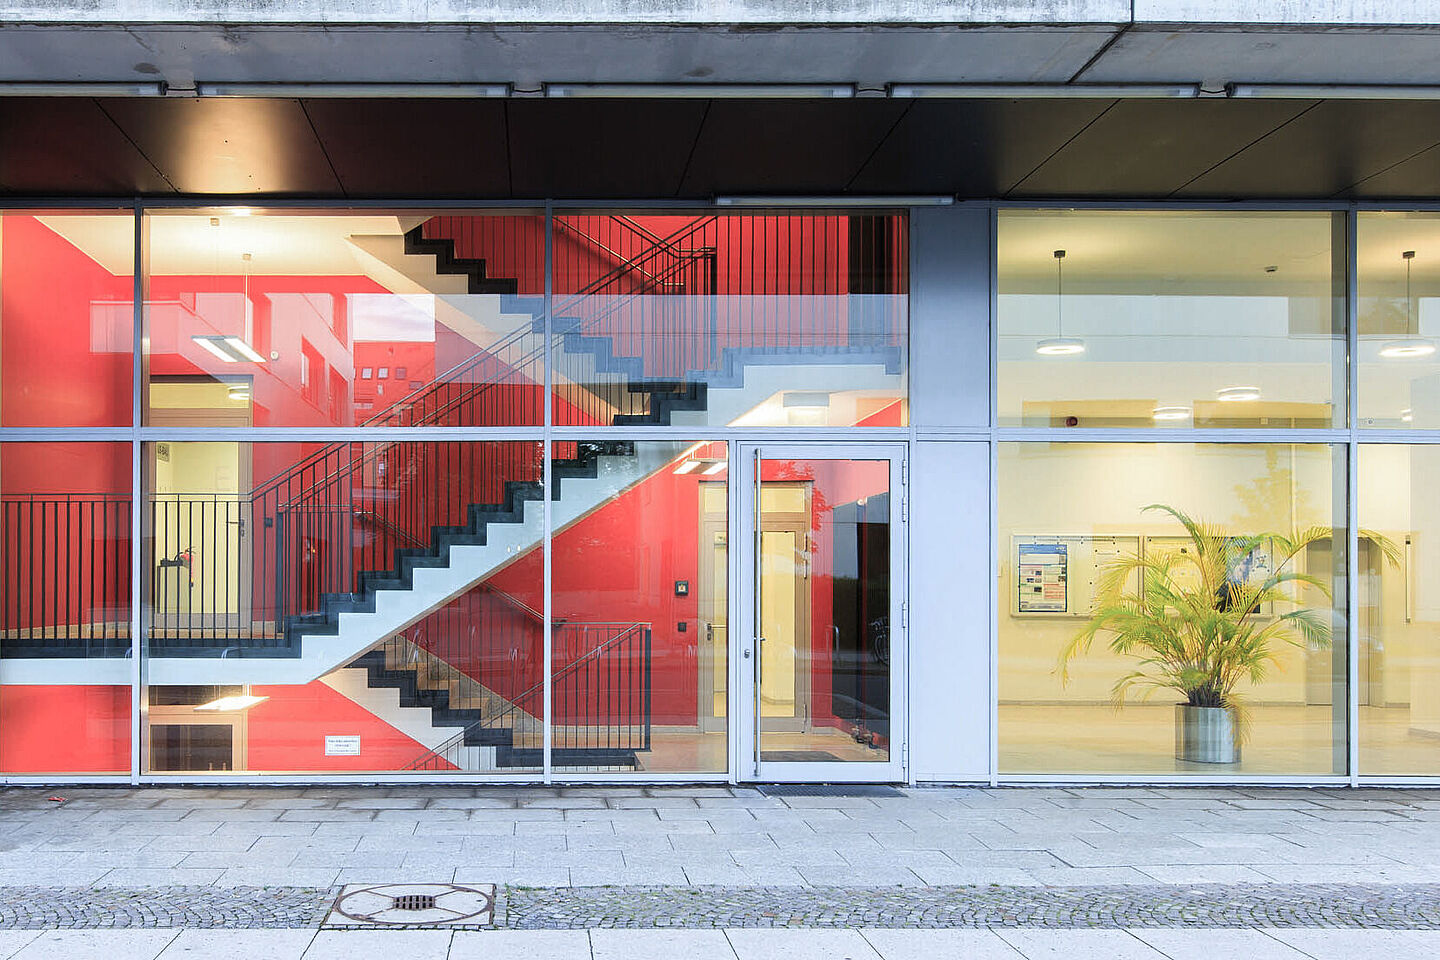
[1152,405,1193,421]
[672,459,701,475]
[1228,84,1440,100]
[1403,408,1415,423]
[714,195,953,207]
[1037,249,1086,357]
[1380,250,1436,359]
[194,694,268,712]
[889,83,1200,99]
[701,461,728,475]
[195,82,510,98]
[546,83,854,99]
[1217,385,1262,402]
[193,334,266,363]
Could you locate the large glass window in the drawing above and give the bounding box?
[1,210,134,428]
[998,442,1347,775]
[141,440,544,775]
[1358,213,1440,428]
[142,209,545,428]
[551,212,908,428]
[1,442,132,775]
[1358,444,1440,774]
[998,211,1344,429]
[550,441,728,775]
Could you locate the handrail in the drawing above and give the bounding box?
[406,620,648,770]
[255,214,717,506]
[556,218,675,287]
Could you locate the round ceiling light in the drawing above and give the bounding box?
[1152,405,1192,421]
[1036,337,1086,356]
[1380,339,1437,359]
[1216,385,1262,403]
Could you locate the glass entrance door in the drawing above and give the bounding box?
[736,444,905,783]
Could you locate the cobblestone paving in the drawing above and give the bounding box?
[0,886,335,929]
[4,883,1440,929]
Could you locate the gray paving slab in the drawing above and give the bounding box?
[1128,928,1309,959]
[994,929,1164,959]
[859,929,1023,959]
[725,928,879,960]
[592,929,736,960]
[449,929,591,960]
[10,930,179,960]
[156,929,317,959]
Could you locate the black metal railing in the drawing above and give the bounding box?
[1,494,132,657]
[407,620,651,771]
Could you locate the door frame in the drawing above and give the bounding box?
[732,442,907,784]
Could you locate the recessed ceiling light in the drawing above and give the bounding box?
[1217,386,1262,402]
[194,694,268,712]
[1036,337,1086,356]
[1379,339,1437,359]
[672,460,701,475]
[1152,405,1192,421]
[192,335,266,363]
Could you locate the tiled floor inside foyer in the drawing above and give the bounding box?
[0,784,1439,957]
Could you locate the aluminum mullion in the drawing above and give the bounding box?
[987,204,1001,787]
[542,201,554,785]
[1346,209,1362,785]
[130,202,144,785]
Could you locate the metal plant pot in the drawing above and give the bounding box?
[1175,704,1241,764]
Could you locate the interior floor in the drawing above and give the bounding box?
[1001,703,1440,776]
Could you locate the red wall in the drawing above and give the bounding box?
[0,685,130,773]
[1,216,133,428]
[246,680,452,772]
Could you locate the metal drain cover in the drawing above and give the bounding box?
[326,883,495,928]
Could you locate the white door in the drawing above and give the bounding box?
[735,443,906,783]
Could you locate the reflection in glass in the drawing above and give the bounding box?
[756,457,891,764]
[552,213,908,428]
[1358,213,1440,428]
[1359,445,1440,774]
[1,211,134,427]
[998,443,1346,775]
[550,441,729,774]
[998,210,1343,429]
[143,210,546,428]
[142,440,544,775]
[1,443,132,774]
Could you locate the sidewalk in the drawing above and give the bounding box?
[0,784,1437,958]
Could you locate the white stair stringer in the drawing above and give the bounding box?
[147,441,689,687]
[346,234,621,421]
[320,667,501,771]
[665,360,905,427]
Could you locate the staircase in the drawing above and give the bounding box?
[13,212,906,772]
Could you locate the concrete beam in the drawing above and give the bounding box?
[0,1,1132,27]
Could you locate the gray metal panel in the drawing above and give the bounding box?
[910,206,990,429]
[908,440,991,782]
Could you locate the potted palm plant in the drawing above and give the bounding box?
[1059,504,1376,764]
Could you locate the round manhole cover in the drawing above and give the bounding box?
[329,883,495,927]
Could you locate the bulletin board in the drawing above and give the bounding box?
[1011,535,1141,618]
[1145,535,1276,616]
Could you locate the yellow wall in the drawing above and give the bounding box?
[999,443,1341,706]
